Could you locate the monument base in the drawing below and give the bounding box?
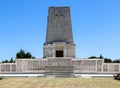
[45,66,74,77]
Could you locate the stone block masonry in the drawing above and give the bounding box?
[46,7,73,44]
[0,58,120,74]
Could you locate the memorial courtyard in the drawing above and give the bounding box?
[0,77,120,88]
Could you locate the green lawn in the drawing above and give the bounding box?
[0,77,120,88]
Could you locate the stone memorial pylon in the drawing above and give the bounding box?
[44,7,75,58]
[44,7,75,77]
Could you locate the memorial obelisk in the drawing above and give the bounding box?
[44,7,75,58]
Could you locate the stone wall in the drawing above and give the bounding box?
[16,59,47,72]
[0,63,16,73]
[0,58,120,73]
[103,63,120,73]
[46,57,73,66]
[73,59,104,73]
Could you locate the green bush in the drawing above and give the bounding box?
[114,73,120,80]
[0,76,3,80]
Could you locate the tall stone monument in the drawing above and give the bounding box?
[44,7,75,58]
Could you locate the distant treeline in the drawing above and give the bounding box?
[2,58,15,63]
[1,49,35,63]
[89,55,120,63]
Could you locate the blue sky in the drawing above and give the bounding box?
[0,0,120,61]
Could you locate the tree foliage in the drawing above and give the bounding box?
[10,58,15,63]
[16,49,34,58]
[88,54,120,63]
[16,49,26,58]
[113,59,120,63]
[88,56,97,59]
[89,54,104,59]
[1,49,35,63]
[2,58,15,63]
[98,54,103,59]
[25,52,32,58]
[104,58,112,63]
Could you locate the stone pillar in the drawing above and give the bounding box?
[10,64,12,72]
[64,45,67,57]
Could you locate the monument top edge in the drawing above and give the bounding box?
[49,6,70,8]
